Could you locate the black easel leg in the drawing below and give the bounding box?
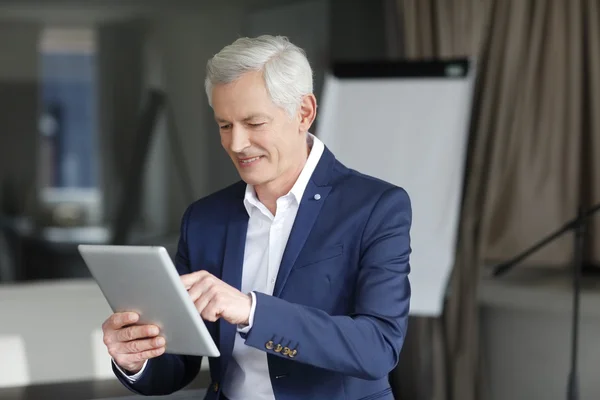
[567,206,585,400]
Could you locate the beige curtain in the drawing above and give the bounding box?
[389,0,600,399]
[585,0,600,263]
[401,0,491,59]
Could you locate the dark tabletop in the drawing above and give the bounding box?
[0,376,208,400]
[96,389,206,400]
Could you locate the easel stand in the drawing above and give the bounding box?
[493,202,600,400]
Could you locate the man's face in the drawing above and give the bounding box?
[211,71,309,188]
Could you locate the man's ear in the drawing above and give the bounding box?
[298,94,317,132]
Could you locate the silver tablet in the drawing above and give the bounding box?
[78,245,220,358]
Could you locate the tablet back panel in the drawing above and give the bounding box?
[78,245,220,358]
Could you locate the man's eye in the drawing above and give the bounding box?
[248,123,265,127]
[220,124,231,129]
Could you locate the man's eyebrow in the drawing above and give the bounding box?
[243,114,271,121]
[215,114,272,124]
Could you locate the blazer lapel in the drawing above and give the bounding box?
[272,180,332,297]
[272,146,336,297]
[218,197,248,376]
[220,205,248,290]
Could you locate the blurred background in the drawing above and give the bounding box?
[1,0,600,399]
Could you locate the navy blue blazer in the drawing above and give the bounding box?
[114,146,412,400]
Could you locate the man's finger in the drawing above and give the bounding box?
[108,312,139,330]
[193,287,218,316]
[135,346,166,362]
[199,291,225,322]
[180,271,210,290]
[200,300,222,322]
[114,346,165,367]
[187,276,218,303]
[123,336,165,354]
[116,325,160,343]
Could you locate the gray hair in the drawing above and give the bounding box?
[205,35,313,117]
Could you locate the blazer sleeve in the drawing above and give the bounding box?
[113,204,203,396]
[243,187,412,380]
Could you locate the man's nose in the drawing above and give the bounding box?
[230,126,251,153]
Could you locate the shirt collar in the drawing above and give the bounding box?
[243,132,325,214]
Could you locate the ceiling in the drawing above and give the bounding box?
[0,0,312,24]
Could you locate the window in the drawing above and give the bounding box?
[37,27,103,229]
[38,27,98,189]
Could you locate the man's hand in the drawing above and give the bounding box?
[102,312,165,374]
[181,271,252,326]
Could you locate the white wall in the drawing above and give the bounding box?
[0,0,388,228]
[243,0,330,108]
[102,0,387,233]
[0,22,39,80]
[330,0,387,62]
[141,23,169,236]
[0,21,40,216]
[145,1,335,231]
[146,10,245,232]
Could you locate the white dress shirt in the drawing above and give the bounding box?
[222,133,324,400]
[115,134,324,400]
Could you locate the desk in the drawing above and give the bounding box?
[0,217,106,282]
[97,390,206,400]
[0,379,207,400]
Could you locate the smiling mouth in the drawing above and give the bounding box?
[240,156,260,163]
[238,156,263,167]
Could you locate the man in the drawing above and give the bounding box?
[102,35,411,400]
